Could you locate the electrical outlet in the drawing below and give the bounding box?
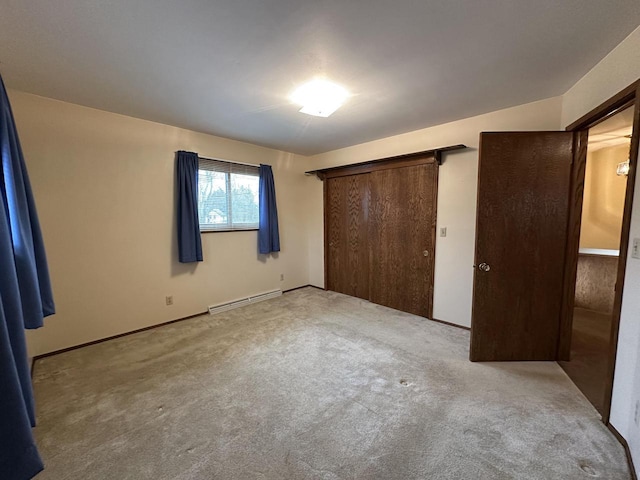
[632,238,640,259]
[165,296,173,306]
[280,274,284,281]
[635,401,640,426]
[440,227,447,237]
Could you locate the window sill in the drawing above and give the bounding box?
[200,228,259,234]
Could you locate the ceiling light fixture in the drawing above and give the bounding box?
[290,78,349,118]
[617,160,630,177]
[617,135,632,176]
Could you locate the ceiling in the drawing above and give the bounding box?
[0,1,639,156]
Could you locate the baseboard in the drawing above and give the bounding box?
[33,310,208,362]
[32,286,462,365]
[607,423,637,480]
[430,317,471,331]
[291,288,468,330]
[283,284,325,293]
[282,284,313,293]
[33,286,318,363]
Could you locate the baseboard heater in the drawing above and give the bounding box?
[208,289,282,315]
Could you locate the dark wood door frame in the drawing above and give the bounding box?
[320,153,442,319]
[560,79,640,424]
[306,144,467,179]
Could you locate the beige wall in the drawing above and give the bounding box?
[561,25,640,477]
[562,27,640,128]
[580,144,629,250]
[306,97,562,327]
[10,90,311,357]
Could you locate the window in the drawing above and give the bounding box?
[197,158,260,231]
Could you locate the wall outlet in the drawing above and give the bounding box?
[632,238,640,259]
[165,296,173,306]
[280,274,284,281]
[440,227,447,237]
[635,401,640,426]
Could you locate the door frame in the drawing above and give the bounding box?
[559,80,640,424]
[321,153,440,319]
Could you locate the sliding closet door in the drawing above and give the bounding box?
[325,174,370,299]
[369,163,437,317]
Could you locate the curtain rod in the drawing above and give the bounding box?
[197,154,259,168]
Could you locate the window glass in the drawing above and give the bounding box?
[197,158,259,231]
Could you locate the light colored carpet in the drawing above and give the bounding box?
[32,287,629,479]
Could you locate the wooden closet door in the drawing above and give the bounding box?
[326,174,370,299]
[369,163,436,317]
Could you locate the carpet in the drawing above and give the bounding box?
[31,287,629,479]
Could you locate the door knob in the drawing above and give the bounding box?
[423,250,429,257]
[478,262,490,272]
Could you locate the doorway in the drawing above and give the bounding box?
[469,80,640,425]
[559,106,634,416]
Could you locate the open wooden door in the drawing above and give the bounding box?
[470,132,577,361]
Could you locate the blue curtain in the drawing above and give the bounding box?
[176,151,203,263]
[258,164,280,254]
[0,74,55,479]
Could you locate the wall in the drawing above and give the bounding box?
[306,97,563,327]
[11,89,562,351]
[580,145,629,250]
[562,25,640,476]
[562,27,640,128]
[9,90,311,357]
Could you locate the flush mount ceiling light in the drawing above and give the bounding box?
[617,136,632,176]
[290,78,349,118]
[617,160,630,176]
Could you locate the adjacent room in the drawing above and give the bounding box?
[560,106,633,415]
[1,1,640,479]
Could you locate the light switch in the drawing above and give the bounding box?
[633,238,640,259]
[440,227,447,237]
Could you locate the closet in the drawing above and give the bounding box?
[310,146,466,319]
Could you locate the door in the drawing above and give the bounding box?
[326,174,370,299]
[369,163,437,317]
[470,132,575,361]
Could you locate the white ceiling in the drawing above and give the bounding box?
[1,1,639,156]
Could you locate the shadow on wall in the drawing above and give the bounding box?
[257,252,279,264]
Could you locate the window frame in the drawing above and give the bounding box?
[197,157,260,233]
